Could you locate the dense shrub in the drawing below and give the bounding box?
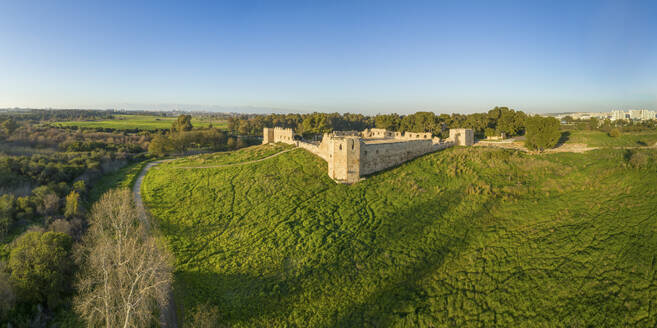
[9,231,73,308]
[525,116,561,150]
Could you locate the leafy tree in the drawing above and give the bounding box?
[525,116,561,151]
[608,128,621,138]
[1,118,18,135]
[205,129,228,150]
[65,191,81,218]
[15,196,34,221]
[73,180,86,194]
[588,117,599,130]
[487,107,526,137]
[33,186,60,217]
[171,114,193,133]
[9,231,73,308]
[0,194,15,238]
[149,134,173,156]
[375,114,402,131]
[226,137,236,149]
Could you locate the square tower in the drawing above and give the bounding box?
[449,129,474,146]
[263,127,275,144]
[327,136,361,183]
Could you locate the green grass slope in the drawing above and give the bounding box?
[54,114,227,130]
[162,143,293,167]
[142,145,657,327]
[566,130,657,147]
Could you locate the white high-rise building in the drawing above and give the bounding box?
[609,109,656,121]
[610,110,627,121]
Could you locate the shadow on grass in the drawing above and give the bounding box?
[174,270,306,324]
[327,194,491,327]
[556,131,571,147]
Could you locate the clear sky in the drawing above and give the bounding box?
[0,0,656,114]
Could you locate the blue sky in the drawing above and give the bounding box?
[0,0,655,114]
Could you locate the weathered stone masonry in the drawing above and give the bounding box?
[263,127,474,183]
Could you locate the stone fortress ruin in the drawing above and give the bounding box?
[263,126,474,183]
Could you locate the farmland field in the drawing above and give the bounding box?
[142,144,657,327]
[565,130,657,147]
[53,114,227,130]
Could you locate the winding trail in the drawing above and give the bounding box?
[130,148,292,327]
[132,159,177,328]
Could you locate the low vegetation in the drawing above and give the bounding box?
[54,114,226,131]
[566,130,657,147]
[143,144,657,327]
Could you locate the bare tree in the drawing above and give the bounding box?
[74,189,172,328]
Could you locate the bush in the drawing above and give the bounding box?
[608,128,621,138]
[185,302,223,328]
[628,151,649,168]
[524,116,561,151]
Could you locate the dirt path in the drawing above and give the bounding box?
[130,148,292,327]
[132,159,177,328]
[474,140,657,153]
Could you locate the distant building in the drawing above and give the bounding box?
[555,109,656,122]
[610,110,628,121]
[610,109,656,121]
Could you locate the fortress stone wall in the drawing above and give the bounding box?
[264,127,473,183]
[263,127,296,145]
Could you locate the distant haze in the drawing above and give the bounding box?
[0,1,655,114]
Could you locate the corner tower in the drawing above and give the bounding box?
[327,136,361,183]
[263,127,275,144]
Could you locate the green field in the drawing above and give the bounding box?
[53,114,227,130]
[142,144,657,327]
[565,130,657,147]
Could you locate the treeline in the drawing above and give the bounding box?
[1,122,149,153]
[0,151,138,189]
[149,115,257,156]
[0,109,115,122]
[226,107,528,139]
[0,116,165,326]
[562,116,657,133]
[227,112,373,136]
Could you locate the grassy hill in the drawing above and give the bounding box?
[142,144,657,327]
[565,130,657,147]
[54,114,227,130]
